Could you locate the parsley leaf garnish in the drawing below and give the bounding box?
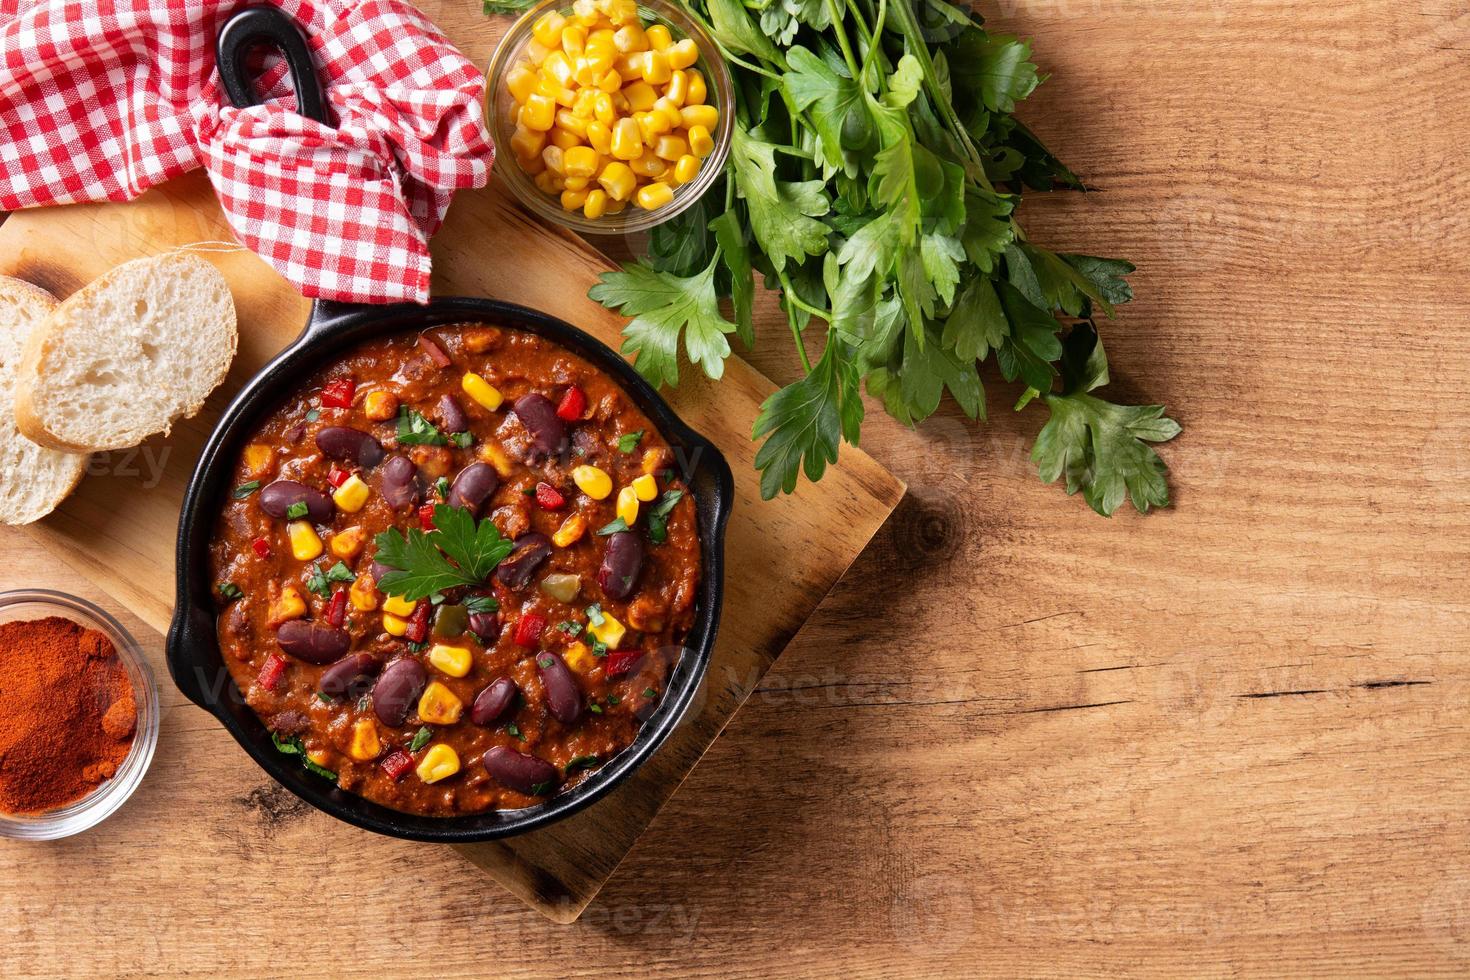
[464,594,500,614]
[373,505,515,601]
[596,517,630,536]
[305,560,355,599]
[396,406,448,446]
[647,489,683,545]
[232,480,261,499]
[408,726,433,753]
[752,339,864,499]
[616,430,645,453]
[285,501,309,520]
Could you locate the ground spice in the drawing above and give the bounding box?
[0,616,136,814]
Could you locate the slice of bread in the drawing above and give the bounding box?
[0,278,88,525]
[14,253,238,453]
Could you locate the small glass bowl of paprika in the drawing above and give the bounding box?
[0,590,159,840]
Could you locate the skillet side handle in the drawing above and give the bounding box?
[165,604,221,709]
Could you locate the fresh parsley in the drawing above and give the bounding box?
[271,732,337,781]
[616,430,645,453]
[585,604,604,627]
[558,621,583,638]
[396,406,448,446]
[217,582,243,601]
[464,594,500,614]
[232,480,261,499]
[507,722,525,741]
[408,726,433,753]
[285,501,309,520]
[449,431,474,449]
[596,517,630,536]
[435,476,451,500]
[566,755,600,772]
[305,560,354,599]
[646,489,683,545]
[373,505,516,601]
[304,408,321,423]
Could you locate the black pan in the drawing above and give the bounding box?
[165,5,732,843]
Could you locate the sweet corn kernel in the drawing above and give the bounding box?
[348,719,381,761]
[635,110,669,144]
[564,145,598,178]
[614,22,647,52]
[667,38,699,70]
[610,118,642,159]
[553,512,589,547]
[686,68,707,105]
[561,23,587,55]
[596,68,623,93]
[615,50,644,81]
[363,389,399,421]
[519,150,547,176]
[478,442,515,477]
[623,80,658,112]
[555,109,589,138]
[544,51,574,88]
[288,521,322,561]
[645,23,673,50]
[642,48,671,84]
[635,181,674,210]
[564,641,596,675]
[654,133,687,161]
[332,473,371,514]
[269,585,307,625]
[584,39,616,75]
[604,0,638,25]
[526,39,553,65]
[539,75,577,107]
[616,485,640,526]
[531,10,566,47]
[561,187,590,211]
[382,594,418,617]
[672,153,701,184]
[605,196,627,214]
[587,610,626,649]
[591,90,616,126]
[510,125,546,161]
[417,681,464,725]
[382,612,409,636]
[349,575,378,611]
[243,443,274,477]
[461,372,504,411]
[687,124,714,158]
[428,644,473,679]
[630,151,666,178]
[588,26,616,48]
[572,464,613,500]
[416,744,461,783]
[571,87,599,118]
[583,188,609,219]
[611,89,631,112]
[564,175,591,191]
[654,96,683,129]
[680,103,719,131]
[507,63,539,103]
[526,93,559,131]
[330,525,365,559]
[534,169,565,195]
[572,0,598,22]
[586,120,613,154]
[631,473,659,502]
[548,126,582,151]
[599,161,636,200]
[665,69,688,106]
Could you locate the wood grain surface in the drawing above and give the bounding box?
[3,0,1470,975]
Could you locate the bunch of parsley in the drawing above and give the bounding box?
[575,0,1180,514]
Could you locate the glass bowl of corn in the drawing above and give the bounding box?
[486,0,734,234]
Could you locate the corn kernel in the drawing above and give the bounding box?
[268,584,307,625]
[507,63,539,103]
[631,473,659,502]
[616,485,640,526]
[521,93,556,131]
[596,68,623,94]
[418,681,464,725]
[604,0,637,25]
[545,50,574,87]
[587,610,626,649]
[605,196,627,214]
[243,443,274,477]
[686,68,707,105]
[654,133,688,161]
[348,719,381,761]
[622,80,658,112]
[584,37,616,74]
[461,372,504,411]
[572,464,613,499]
[636,181,674,210]
[532,10,566,47]
[538,75,577,107]
[599,161,636,200]
[613,22,647,52]
[349,574,378,611]
[583,188,609,219]
[586,120,613,154]
[478,442,515,477]
[382,612,409,636]
[548,126,582,151]
[571,87,599,119]
[687,123,714,158]
[591,90,616,127]
[645,23,673,50]
[681,104,719,131]
[519,150,547,176]
[428,644,473,678]
[416,744,461,783]
[588,26,616,48]
[363,389,398,421]
[556,109,589,138]
[553,512,589,547]
[332,473,371,514]
[561,23,587,55]
[573,0,598,22]
[615,50,644,81]
[630,151,666,178]
[330,525,365,559]
[665,69,688,106]
[534,169,564,195]
[510,125,546,162]
[654,96,683,130]
[564,641,596,675]
[611,89,631,113]
[667,38,699,70]
[288,521,323,561]
[383,594,417,617]
[635,110,669,144]
[672,153,701,185]
[563,145,598,179]
[564,175,591,191]
[561,187,590,211]
[642,49,671,84]
[610,118,642,159]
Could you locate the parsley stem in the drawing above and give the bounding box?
[825,0,864,81]
[775,266,817,373]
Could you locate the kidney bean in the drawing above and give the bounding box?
[471,677,518,726]
[447,462,498,513]
[319,653,382,698]
[275,621,351,664]
[258,480,333,522]
[437,394,469,434]
[379,454,418,508]
[511,393,567,461]
[482,746,559,796]
[536,651,582,724]
[418,333,452,368]
[315,426,384,468]
[598,531,644,601]
[468,610,500,644]
[369,560,394,584]
[372,658,427,727]
[494,532,551,589]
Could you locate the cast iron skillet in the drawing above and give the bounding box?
[165,5,732,843]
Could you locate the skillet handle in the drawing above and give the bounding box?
[216,5,330,124]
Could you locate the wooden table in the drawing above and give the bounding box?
[4,0,1469,974]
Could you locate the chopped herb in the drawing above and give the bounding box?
[464,594,500,614]
[316,692,332,704]
[647,489,684,545]
[217,582,243,601]
[232,480,261,499]
[306,560,354,599]
[521,486,536,496]
[304,408,321,423]
[396,406,448,446]
[588,701,604,714]
[566,755,600,772]
[590,638,608,657]
[406,640,428,653]
[435,477,451,499]
[271,732,337,780]
[285,500,309,520]
[357,694,371,712]
[596,517,630,536]
[449,431,474,449]
[528,780,552,796]
[408,726,433,752]
[507,722,525,740]
[585,604,604,626]
[643,688,657,698]
[302,756,339,780]
[617,430,644,453]
[374,505,516,600]
[573,445,586,457]
[537,656,554,670]
[558,621,583,638]
[606,694,620,706]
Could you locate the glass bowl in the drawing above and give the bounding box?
[0,590,159,840]
[485,0,735,235]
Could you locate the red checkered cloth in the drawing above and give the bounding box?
[0,0,495,303]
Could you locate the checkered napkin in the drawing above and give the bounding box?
[0,0,495,303]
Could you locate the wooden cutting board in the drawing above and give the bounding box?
[0,171,904,921]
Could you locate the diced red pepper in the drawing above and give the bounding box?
[251,536,271,559]
[555,385,586,421]
[418,504,437,530]
[513,612,547,647]
[405,603,431,644]
[534,482,566,510]
[257,653,287,692]
[320,377,356,408]
[327,466,351,488]
[418,334,452,368]
[325,588,348,628]
[381,749,414,782]
[605,649,645,678]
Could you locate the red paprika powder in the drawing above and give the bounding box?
[0,616,136,814]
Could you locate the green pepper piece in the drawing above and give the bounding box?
[432,603,469,639]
